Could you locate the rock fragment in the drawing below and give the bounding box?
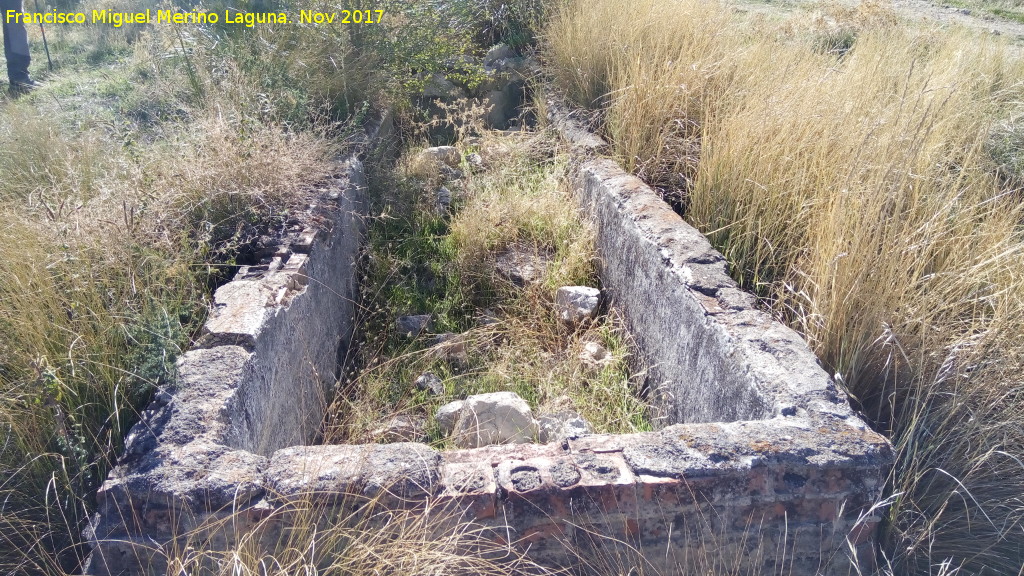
[483,44,516,67]
[416,146,461,168]
[495,246,550,286]
[396,314,433,337]
[440,166,464,181]
[555,286,601,325]
[476,308,500,327]
[421,73,466,101]
[452,392,537,448]
[437,186,452,211]
[436,400,465,435]
[367,415,427,443]
[414,372,444,396]
[580,341,610,364]
[428,332,469,365]
[537,410,593,444]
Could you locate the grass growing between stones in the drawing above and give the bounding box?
[546,1,1024,573]
[325,128,651,446]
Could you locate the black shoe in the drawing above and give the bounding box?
[9,78,42,95]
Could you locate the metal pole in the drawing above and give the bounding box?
[32,0,53,71]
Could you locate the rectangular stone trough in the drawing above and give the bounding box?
[85,112,892,575]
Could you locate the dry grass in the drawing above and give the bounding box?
[448,132,592,287]
[546,1,1024,574]
[2,1,557,570]
[0,106,336,574]
[159,492,548,576]
[326,129,650,445]
[0,5,351,571]
[941,0,1024,24]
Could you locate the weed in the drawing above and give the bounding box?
[546,1,1024,573]
[154,488,549,576]
[326,128,649,446]
[0,2,345,569]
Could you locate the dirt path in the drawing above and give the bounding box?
[890,0,1024,40]
[739,0,1024,43]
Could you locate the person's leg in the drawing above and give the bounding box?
[0,0,32,83]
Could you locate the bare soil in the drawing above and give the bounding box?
[738,0,1024,43]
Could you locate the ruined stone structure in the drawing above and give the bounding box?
[85,108,892,575]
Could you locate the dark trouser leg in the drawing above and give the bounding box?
[0,0,31,82]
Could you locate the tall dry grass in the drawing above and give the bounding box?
[546,1,1024,574]
[0,101,336,573]
[159,491,546,576]
[0,5,344,569]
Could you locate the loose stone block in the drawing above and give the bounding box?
[452,392,538,448]
[537,411,593,444]
[416,145,461,168]
[396,314,433,337]
[555,286,601,324]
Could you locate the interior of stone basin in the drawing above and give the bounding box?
[204,145,841,460]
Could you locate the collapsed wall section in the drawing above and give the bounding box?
[197,167,366,455]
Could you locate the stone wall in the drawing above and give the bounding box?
[84,156,368,574]
[577,158,857,426]
[85,108,892,575]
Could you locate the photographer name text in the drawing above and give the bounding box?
[5,8,384,28]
